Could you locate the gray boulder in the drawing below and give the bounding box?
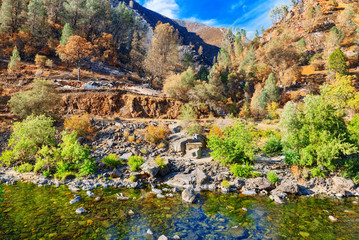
[141,160,160,177]
[247,177,274,191]
[166,173,194,188]
[182,187,196,203]
[332,177,355,191]
[170,138,188,154]
[194,169,209,185]
[276,180,299,194]
[169,124,182,133]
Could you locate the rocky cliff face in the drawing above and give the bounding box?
[60,90,182,119]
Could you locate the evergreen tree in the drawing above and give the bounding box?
[0,0,27,34]
[60,23,73,45]
[129,30,145,73]
[328,48,349,75]
[62,0,87,28]
[8,46,21,73]
[27,0,47,38]
[256,73,280,111]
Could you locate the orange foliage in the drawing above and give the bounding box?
[209,125,223,138]
[291,165,302,180]
[93,33,118,65]
[144,124,170,145]
[64,113,94,137]
[56,36,93,67]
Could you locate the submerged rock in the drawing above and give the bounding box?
[86,191,95,197]
[276,180,299,194]
[182,187,196,203]
[158,235,168,240]
[329,215,338,222]
[75,207,86,215]
[241,190,257,196]
[70,196,81,204]
[146,229,153,235]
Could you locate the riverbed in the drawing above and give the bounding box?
[0,183,358,240]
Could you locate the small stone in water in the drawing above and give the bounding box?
[146,229,153,235]
[128,210,135,216]
[70,196,81,204]
[242,208,247,211]
[329,216,338,222]
[158,235,168,240]
[353,201,358,204]
[173,235,180,239]
[94,197,102,202]
[75,207,86,215]
[86,191,95,197]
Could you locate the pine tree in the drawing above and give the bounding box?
[60,23,73,45]
[27,0,47,38]
[129,30,145,73]
[62,0,87,28]
[144,22,179,85]
[0,0,27,34]
[8,46,21,73]
[328,47,349,75]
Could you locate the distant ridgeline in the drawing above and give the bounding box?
[109,0,221,66]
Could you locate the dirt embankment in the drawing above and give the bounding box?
[60,90,183,119]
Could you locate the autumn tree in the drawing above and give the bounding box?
[144,22,179,86]
[129,30,145,74]
[93,32,118,65]
[56,35,93,80]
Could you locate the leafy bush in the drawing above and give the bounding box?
[0,115,56,165]
[102,154,122,168]
[144,124,170,145]
[9,79,60,119]
[15,163,33,173]
[127,155,144,171]
[64,113,94,138]
[267,171,279,184]
[8,46,20,73]
[310,167,326,178]
[43,171,51,177]
[341,157,359,184]
[222,179,230,188]
[230,163,253,178]
[79,158,97,176]
[328,48,348,75]
[129,175,137,182]
[207,121,255,165]
[154,157,167,168]
[349,115,359,147]
[262,136,282,156]
[280,95,358,169]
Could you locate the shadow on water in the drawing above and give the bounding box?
[0,183,358,240]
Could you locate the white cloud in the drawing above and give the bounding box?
[183,17,218,27]
[143,0,179,19]
[231,0,245,11]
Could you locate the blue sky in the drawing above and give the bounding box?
[138,0,290,35]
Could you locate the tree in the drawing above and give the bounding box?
[56,35,93,80]
[0,0,27,34]
[60,23,73,45]
[9,79,60,119]
[8,46,21,73]
[62,0,86,29]
[27,0,47,38]
[144,22,179,86]
[328,48,349,75]
[129,30,145,73]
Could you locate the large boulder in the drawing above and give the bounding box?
[276,180,299,194]
[170,138,188,154]
[182,187,196,203]
[141,160,160,177]
[166,173,195,188]
[247,177,275,191]
[332,177,355,191]
[194,169,209,185]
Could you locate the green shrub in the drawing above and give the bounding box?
[207,121,255,165]
[328,47,348,75]
[79,158,97,176]
[102,154,122,168]
[267,171,279,184]
[222,179,230,188]
[43,170,51,177]
[128,155,144,171]
[340,157,359,184]
[281,95,357,169]
[262,136,282,156]
[15,163,33,173]
[230,163,253,178]
[348,115,359,147]
[310,167,326,178]
[129,175,137,182]
[0,115,56,165]
[8,46,20,73]
[9,79,60,119]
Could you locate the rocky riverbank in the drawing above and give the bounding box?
[1,119,359,206]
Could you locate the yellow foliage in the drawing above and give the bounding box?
[35,54,47,69]
[144,125,170,145]
[209,125,223,138]
[266,102,279,119]
[64,113,94,137]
